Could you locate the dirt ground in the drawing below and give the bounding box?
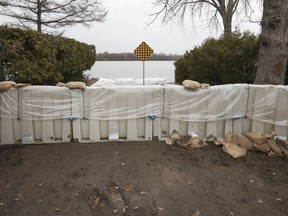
[0,141,287,216]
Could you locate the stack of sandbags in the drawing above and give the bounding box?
[182,80,210,90]
[165,130,208,149]
[57,81,86,90]
[213,134,247,158]
[215,131,286,158]
[0,81,31,93]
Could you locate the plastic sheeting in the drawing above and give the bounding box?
[164,84,249,121]
[0,86,164,120]
[93,78,169,86]
[0,88,19,119]
[1,84,288,125]
[84,86,164,120]
[247,85,288,126]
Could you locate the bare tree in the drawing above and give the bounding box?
[150,0,253,35]
[0,0,108,33]
[254,0,288,84]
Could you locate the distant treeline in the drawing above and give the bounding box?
[96,52,183,61]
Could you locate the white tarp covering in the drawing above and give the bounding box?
[0,88,19,119]
[247,85,288,126]
[164,84,249,121]
[2,84,288,124]
[84,86,164,120]
[21,86,77,120]
[92,78,169,86]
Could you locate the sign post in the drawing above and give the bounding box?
[133,41,154,85]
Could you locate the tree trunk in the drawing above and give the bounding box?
[222,12,233,35]
[254,0,288,84]
[37,0,42,33]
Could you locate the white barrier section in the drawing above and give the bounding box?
[247,85,288,136]
[163,84,249,137]
[0,88,20,144]
[78,86,164,141]
[1,84,288,144]
[20,86,72,143]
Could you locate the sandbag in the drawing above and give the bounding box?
[170,130,181,140]
[245,132,267,145]
[213,137,225,146]
[0,81,16,92]
[267,139,283,156]
[252,143,271,153]
[275,139,288,155]
[222,142,247,158]
[237,135,254,151]
[278,145,288,156]
[165,137,174,146]
[182,80,200,90]
[199,83,210,89]
[232,134,238,146]
[224,132,233,143]
[66,81,86,90]
[57,82,67,87]
[176,135,192,149]
[189,137,208,149]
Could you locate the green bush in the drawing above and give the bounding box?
[175,31,259,85]
[0,26,96,85]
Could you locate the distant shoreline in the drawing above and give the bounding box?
[96,52,182,61]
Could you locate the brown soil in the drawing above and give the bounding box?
[0,141,287,216]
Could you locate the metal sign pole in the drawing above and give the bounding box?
[143,61,145,85]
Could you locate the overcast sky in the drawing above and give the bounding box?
[0,0,262,55]
[63,0,262,54]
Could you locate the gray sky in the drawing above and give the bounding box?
[64,0,262,54]
[0,0,262,55]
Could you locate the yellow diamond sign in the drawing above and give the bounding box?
[134,41,154,61]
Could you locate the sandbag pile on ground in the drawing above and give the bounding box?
[165,130,208,149]
[214,131,287,158]
[182,80,210,90]
[57,81,86,90]
[0,81,31,93]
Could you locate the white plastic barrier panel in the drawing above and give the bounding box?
[247,85,288,136]
[163,84,249,137]
[85,86,163,120]
[164,84,249,121]
[21,86,72,143]
[78,86,164,141]
[0,88,20,144]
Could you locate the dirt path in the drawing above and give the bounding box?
[0,141,287,216]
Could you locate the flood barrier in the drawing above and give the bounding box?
[0,84,288,144]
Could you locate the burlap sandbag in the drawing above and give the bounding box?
[182,80,200,90]
[232,134,238,145]
[275,139,288,155]
[213,137,225,146]
[0,81,16,93]
[57,82,67,87]
[237,134,254,151]
[199,83,210,89]
[245,132,267,145]
[252,143,271,153]
[189,137,208,149]
[222,142,247,158]
[267,139,283,156]
[278,145,288,156]
[175,135,191,149]
[224,132,233,143]
[165,137,174,146]
[66,81,86,90]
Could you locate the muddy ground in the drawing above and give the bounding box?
[0,141,287,216]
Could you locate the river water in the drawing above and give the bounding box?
[85,61,176,83]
